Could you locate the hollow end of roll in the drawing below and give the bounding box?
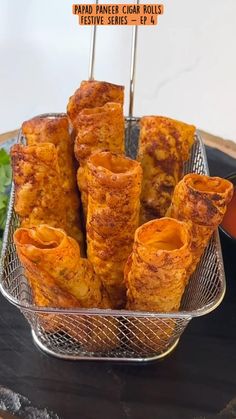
[185,173,233,196]
[135,218,189,253]
[14,225,67,252]
[88,151,141,176]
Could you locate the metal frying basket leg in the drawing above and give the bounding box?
[88,0,139,119]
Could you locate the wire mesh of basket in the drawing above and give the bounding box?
[0,5,226,360]
[0,117,226,362]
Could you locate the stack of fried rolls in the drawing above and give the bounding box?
[87,151,142,309]
[75,102,125,218]
[138,116,195,223]
[14,225,119,350]
[67,81,125,220]
[21,115,83,248]
[168,173,233,278]
[10,79,235,354]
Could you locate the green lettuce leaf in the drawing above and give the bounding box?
[0,149,11,252]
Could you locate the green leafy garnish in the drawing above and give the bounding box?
[0,149,11,253]
[0,149,10,165]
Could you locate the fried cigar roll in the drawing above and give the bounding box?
[11,143,68,230]
[22,115,76,191]
[137,116,195,223]
[14,224,82,334]
[11,142,83,250]
[25,266,82,334]
[168,173,233,277]
[87,151,142,309]
[22,115,83,247]
[25,267,81,310]
[67,80,124,129]
[125,218,192,312]
[14,225,119,349]
[14,225,105,308]
[74,103,125,164]
[75,102,125,218]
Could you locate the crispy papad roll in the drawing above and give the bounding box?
[125,218,192,312]
[75,102,125,218]
[168,173,233,277]
[23,265,81,334]
[14,226,82,334]
[14,225,119,350]
[67,80,124,129]
[137,116,195,223]
[74,103,125,164]
[22,115,83,248]
[22,115,76,191]
[87,151,142,309]
[11,143,67,230]
[14,225,104,308]
[11,143,83,250]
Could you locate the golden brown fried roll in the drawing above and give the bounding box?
[67,80,124,129]
[14,225,119,349]
[74,103,125,164]
[25,266,81,334]
[14,225,82,334]
[87,151,142,309]
[137,116,195,223]
[75,102,125,218]
[22,116,75,191]
[168,173,233,277]
[125,218,192,312]
[11,143,67,230]
[11,141,83,249]
[25,267,81,310]
[14,225,103,309]
[22,115,83,247]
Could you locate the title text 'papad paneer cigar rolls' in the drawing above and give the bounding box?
[137,116,195,223]
[75,102,125,218]
[14,225,119,350]
[168,173,233,278]
[67,80,124,130]
[22,115,83,249]
[87,151,142,309]
[125,218,192,312]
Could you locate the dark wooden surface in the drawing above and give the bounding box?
[0,147,236,419]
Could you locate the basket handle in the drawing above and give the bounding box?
[88,0,139,119]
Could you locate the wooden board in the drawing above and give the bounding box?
[0,130,18,145]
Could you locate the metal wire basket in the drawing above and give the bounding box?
[0,117,226,362]
[0,10,226,361]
